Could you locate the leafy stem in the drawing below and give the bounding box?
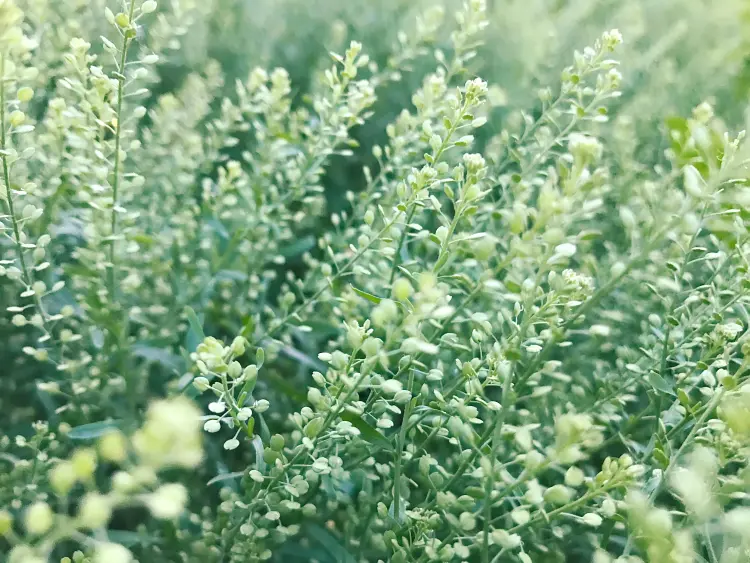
[0,53,52,340]
[107,0,137,301]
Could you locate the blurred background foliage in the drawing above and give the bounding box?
[151,0,750,208]
[14,0,749,254]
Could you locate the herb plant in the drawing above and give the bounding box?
[2,1,750,562]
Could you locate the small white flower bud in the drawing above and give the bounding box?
[204,419,221,433]
[544,484,573,505]
[582,513,603,527]
[392,278,413,301]
[146,483,188,519]
[94,543,132,563]
[208,401,226,413]
[380,379,403,395]
[491,529,521,549]
[253,399,270,413]
[565,466,585,487]
[192,377,210,392]
[17,87,33,102]
[78,493,112,528]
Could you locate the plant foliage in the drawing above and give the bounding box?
[2,1,750,562]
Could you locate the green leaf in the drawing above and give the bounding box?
[216,270,247,282]
[350,285,382,304]
[107,530,154,547]
[185,306,205,352]
[257,413,271,444]
[278,345,326,372]
[252,435,267,473]
[68,420,122,440]
[647,371,675,396]
[464,486,485,499]
[207,218,229,240]
[279,235,315,258]
[240,314,255,340]
[303,523,357,563]
[207,471,244,486]
[132,345,184,371]
[677,388,692,408]
[578,230,602,241]
[504,280,522,294]
[339,411,392,450]
[266,373,307,404]
[90,327,105,349]
[653,447,670,468]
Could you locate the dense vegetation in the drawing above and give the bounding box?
[2,0,750,562]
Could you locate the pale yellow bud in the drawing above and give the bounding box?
[50,461,77,495]
[24,502,54,535]
[98,431,127,463]
[71,448,97,479]
[392,278,413,301]
[17,87,33,102]
[78,493,112,528]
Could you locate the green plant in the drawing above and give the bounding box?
[2,0,750,562]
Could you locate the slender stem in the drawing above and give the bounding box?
[388,205,416,285]
[482,364,513,563]
[392,368,415,523]
[653,388,723,502]
[0,60,26,283]
[704,523,719,563]
[507,483,618,536]
[388,95,469,285]
[259,214,400,343]
[221,362,373,552]
[652,205,707,441]
[442,291,548,493]
[0,53,52,339]
[622,387,725,557]
[107,0,136,300]
[433,198,467,275]
[517,216,680,388]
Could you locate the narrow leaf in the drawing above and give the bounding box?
[132,345,184,371]
[647,371,676,396]
[68,420,122,440]
[339,411,392,450]
[207,471,244,486]
[350,285,382,304]
[185,306,205,352]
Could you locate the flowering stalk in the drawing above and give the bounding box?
[107,0,137,301]
[0,53,51,341]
